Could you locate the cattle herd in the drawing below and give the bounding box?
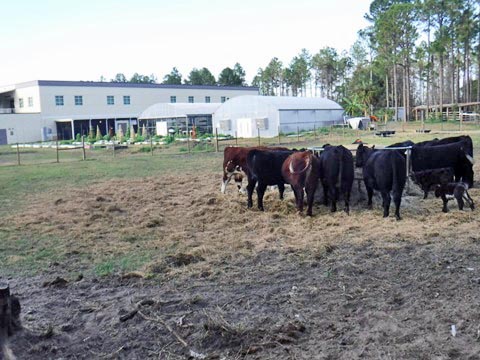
[221,135,475,219]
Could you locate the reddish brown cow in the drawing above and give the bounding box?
[281,151,321,216]
[221,146,288,194]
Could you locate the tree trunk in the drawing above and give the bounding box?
[394,62,398,121]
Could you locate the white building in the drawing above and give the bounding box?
[213,95,344,138]
[0,80,258,144]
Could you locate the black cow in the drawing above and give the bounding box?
[356,144,407,220]
[435,135,473,157]
[415,136,473,157]
[246,149,294,211]
[411,142,474,188]
[410,167,454,199]
[387,140,415,148]
[434,182,474,213]
[415,138,439,147]
[319,145,354,214]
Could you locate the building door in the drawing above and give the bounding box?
[236,118,253,138]
[0,129,7,145]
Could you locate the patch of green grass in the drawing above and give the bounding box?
[0,234,65,276]
[94,252,154,276]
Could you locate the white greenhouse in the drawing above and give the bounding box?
[138,103,221,136]
[212,95,344,138]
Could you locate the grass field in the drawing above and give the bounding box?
[1,122,480,277]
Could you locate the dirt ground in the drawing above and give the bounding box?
[2,156,480,359]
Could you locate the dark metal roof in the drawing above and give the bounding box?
[14,80,258,92]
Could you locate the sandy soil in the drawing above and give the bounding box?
[2,157,480,359]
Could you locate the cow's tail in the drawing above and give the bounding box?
[336,150,343,189]
[289,154,311,174]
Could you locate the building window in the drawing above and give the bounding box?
[19,98,24,108]
[221,96,226,103]
[205,96,211,103]
[55,95,64,106]
[74,95,83,106]
[28,97,33,107]
[123,95,131,105]
[170,96,176,103]
[188,96,194,103]
[107,95,114,105]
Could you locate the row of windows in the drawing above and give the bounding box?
[54,95,230,107]
[55,95,131,106]
[18,97,34,108]
[169,96,228,104]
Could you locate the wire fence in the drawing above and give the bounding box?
[2,120,480,167]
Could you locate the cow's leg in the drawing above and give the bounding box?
[234,174,244,193]
[455,193,465,210]
[344,190,351,215]
[464,191,475,211]
[297,187,305,213]
[246,179,256,209]
[322,183,329,206]
[441,194,449,213]
[381,191,391,218]
[393,191,402,220]
[278,183,285,200]
[305,187,314,217]
[423,187,428,199]
[256,182,267,211]
[329,186,337,212]
[366,186,374,210]
[221,173,232,194]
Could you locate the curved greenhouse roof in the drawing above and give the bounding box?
[138,103,221,119]
[219,95,343,111]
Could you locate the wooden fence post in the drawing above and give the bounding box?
[150,135,153,156]
[16,143,20,166]
[215,128,219,152]
[235,131,238,146]
[278,126,281,145]
[297,126,300,143]
[186,121,190,153]
[56,139,59,163]
[258,128,261,146]
[82,136,86,160]
[0,283,10,342]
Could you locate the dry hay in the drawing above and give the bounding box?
[2,161,480,276]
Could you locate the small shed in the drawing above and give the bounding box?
[212,95,344,138]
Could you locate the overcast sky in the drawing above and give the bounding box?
[1,0,372,86]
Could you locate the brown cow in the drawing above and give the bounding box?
[281,151,321,216]
[221,146,288,194]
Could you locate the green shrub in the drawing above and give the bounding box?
[193,143,213,152]
[75,134,81,142]
[164,135,175,144]
[138,146,152,153]
[179,146,188,152]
